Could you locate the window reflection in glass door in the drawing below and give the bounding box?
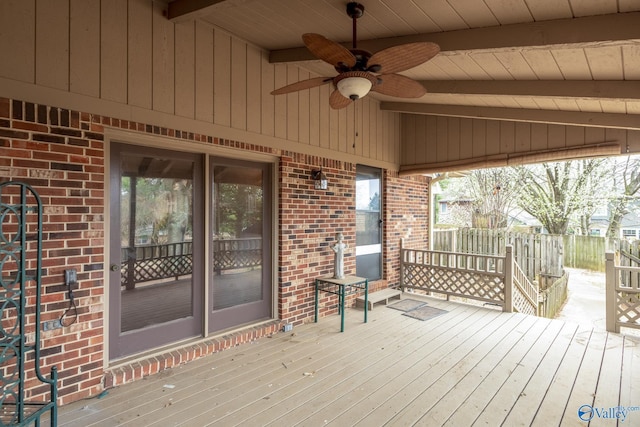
[209,158,272,332]
[110,143,203,360]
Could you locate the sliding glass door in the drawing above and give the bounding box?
[209,157,273,332]
[109,144,274,359]
[109,143,204,360]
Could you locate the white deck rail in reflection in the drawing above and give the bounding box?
[401,242,538,315]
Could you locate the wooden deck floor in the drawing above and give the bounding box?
[55,295,640,426]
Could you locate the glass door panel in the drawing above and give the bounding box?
[109,143,203,360]
[209,158,272,332]
[356,165,382,280]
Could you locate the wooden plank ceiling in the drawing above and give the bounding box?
[168,0,640,131]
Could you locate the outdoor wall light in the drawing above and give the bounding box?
[311,169,328,190]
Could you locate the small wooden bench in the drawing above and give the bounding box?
[356,288,402,311]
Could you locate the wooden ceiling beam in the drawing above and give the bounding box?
[270,12,640,63]
[420,81,640,101]
[380,102,640,131]
[167,0,227,22]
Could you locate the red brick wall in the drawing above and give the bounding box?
[383,170,431,287]
[1,96,431,405]
[1,98,106,404]
[278,153,356,324]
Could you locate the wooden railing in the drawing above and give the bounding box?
[212,238,262,274]
[401,243,538,315]
[512,259,539,316]
[120,238,261,289]
[121,242,193,290]
[605,252,640,333]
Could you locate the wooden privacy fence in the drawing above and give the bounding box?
[432,228,563,280]
[605,252,640,333]
[619,239,640,287]
[401,243,538,316]
[538,272,569,319]
[563,235,609,271]
[561,236,639,272]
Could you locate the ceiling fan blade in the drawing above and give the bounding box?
[371,74,427,98]
[329,89,353,110]
[303,33,356,68]
[271,77,332,95]
[368,42,440,74]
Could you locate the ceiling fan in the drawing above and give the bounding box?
[271,2,440,110]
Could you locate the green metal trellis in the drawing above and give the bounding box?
[0,182,57,426]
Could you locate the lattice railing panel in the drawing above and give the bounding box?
[133,255,193,282]
[608,261,640,332]
[404,265,505,305]
[213,249,261,272]
[512,261,538,316]
[513,287,537,316]
[119,238,262,288]
[616,291,640,326]
[402,247,548,314]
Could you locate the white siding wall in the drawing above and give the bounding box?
[0,0,402,168]
[401,114,640,172]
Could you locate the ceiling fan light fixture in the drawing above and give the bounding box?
[337,76,372,100]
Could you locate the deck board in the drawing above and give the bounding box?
[590,333,625,427]
[442,315,554,426]
[171,312,425,425]
[502,321,579,426]
[531,325,593,426]
[562,328,608,423]
[304,306,498,426]
[223,304,467,426]
[259,302,480,427]
[53,295,640,427]
[620,336,640,414]
[378,310,528,426]
[115,319,386,425]
[471,317,566,426]
[421,314,538,425]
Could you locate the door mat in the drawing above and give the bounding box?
[387,299,427,312]
[402,305,448,321]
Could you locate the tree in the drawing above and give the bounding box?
[120,177,193,245]
[435,169,522,229]
[467,168,521,228]
[515,159,608,235]
[606,156,640,238]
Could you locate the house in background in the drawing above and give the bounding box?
[436,197,474,227]
[590,202,640,240]
[1,0,639,408]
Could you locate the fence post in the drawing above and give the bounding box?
[400,238,405,292]
[605,252,618,333]
[504,245,513,312]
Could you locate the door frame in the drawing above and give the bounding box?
[105,131,279,362]
[355,164,383,281]
[108,142,205,360]
[208,156,275,333]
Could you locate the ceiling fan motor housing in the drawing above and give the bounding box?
[346,2,365,19]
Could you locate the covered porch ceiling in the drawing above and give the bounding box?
[167,0,640,134]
